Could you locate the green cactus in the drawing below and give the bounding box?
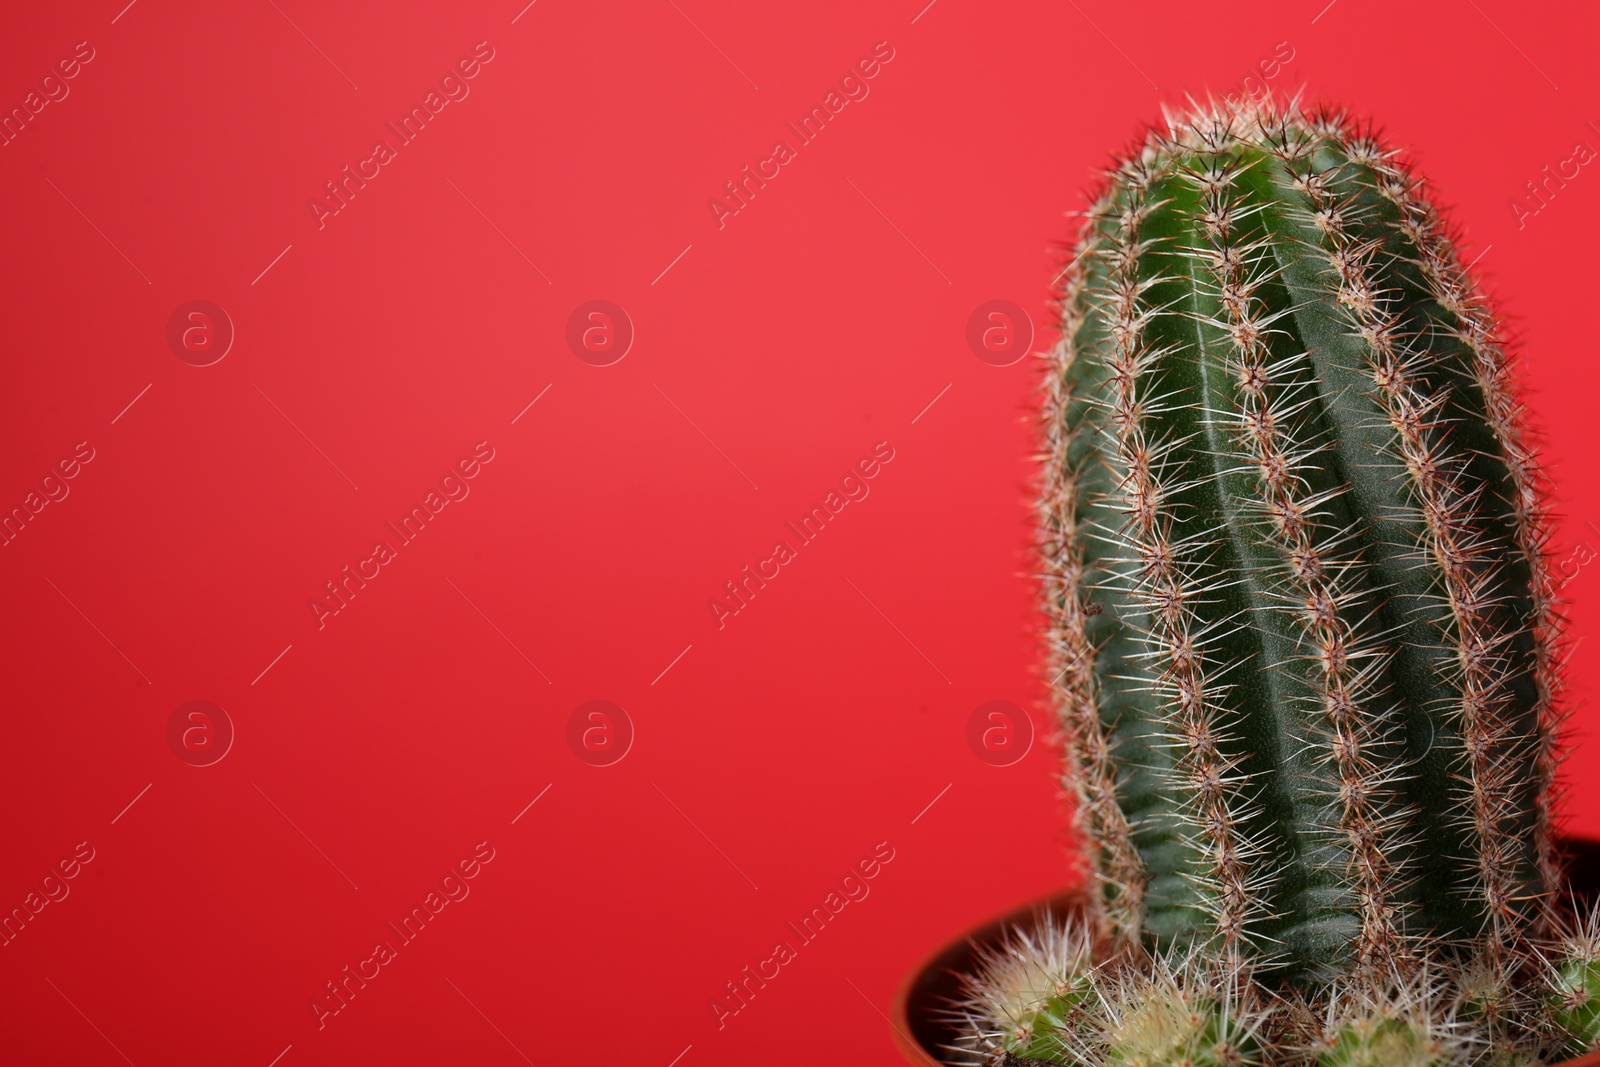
[1547,910,1600,1056]
[958,95,1593,1065]
[1318,1014,1448,1067]
[1091,950,1267,1067]
[958,916,1098,1061]
[1551,955,1600,1054]
[1310,975,1475,1067]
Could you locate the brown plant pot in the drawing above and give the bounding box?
[891,839,1600,1067]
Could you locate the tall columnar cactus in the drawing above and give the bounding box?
[957,96,1592,1066]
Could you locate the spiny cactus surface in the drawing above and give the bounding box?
[953,95,1597,1066]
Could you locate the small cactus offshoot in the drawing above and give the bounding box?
[956,915,1098,1061]
[1310,975,1475,1067]
[1090,949,1268,1067]
[1548,910,1600,1056]
[954,94,1600,1066]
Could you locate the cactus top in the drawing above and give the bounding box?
[1041,97,1562,988]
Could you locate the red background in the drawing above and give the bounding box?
[3,2,1599,1064]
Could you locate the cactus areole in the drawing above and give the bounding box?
[1043,97,1561,985]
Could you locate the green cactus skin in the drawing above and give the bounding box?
[1041,98,1562,989]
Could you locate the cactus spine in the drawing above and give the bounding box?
[958,95,1591,1065]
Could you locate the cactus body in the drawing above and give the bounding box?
[959,916,1098,1060]
[952,95,1593,1067]
[1550,956,1600,1055]
[1547,912,1600,1056]
[1041,98,1560,988]
[1318,1016,1446,1067]
[1101,990,1257,1067]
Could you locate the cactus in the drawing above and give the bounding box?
[1547,910,1600,1056]
[1313,992,1463,1067]
[1081,947,1268,1067]
[956,95,1593,1065]
[956,915,1099,1061]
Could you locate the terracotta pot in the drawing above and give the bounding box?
[891,840,1600,1067]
